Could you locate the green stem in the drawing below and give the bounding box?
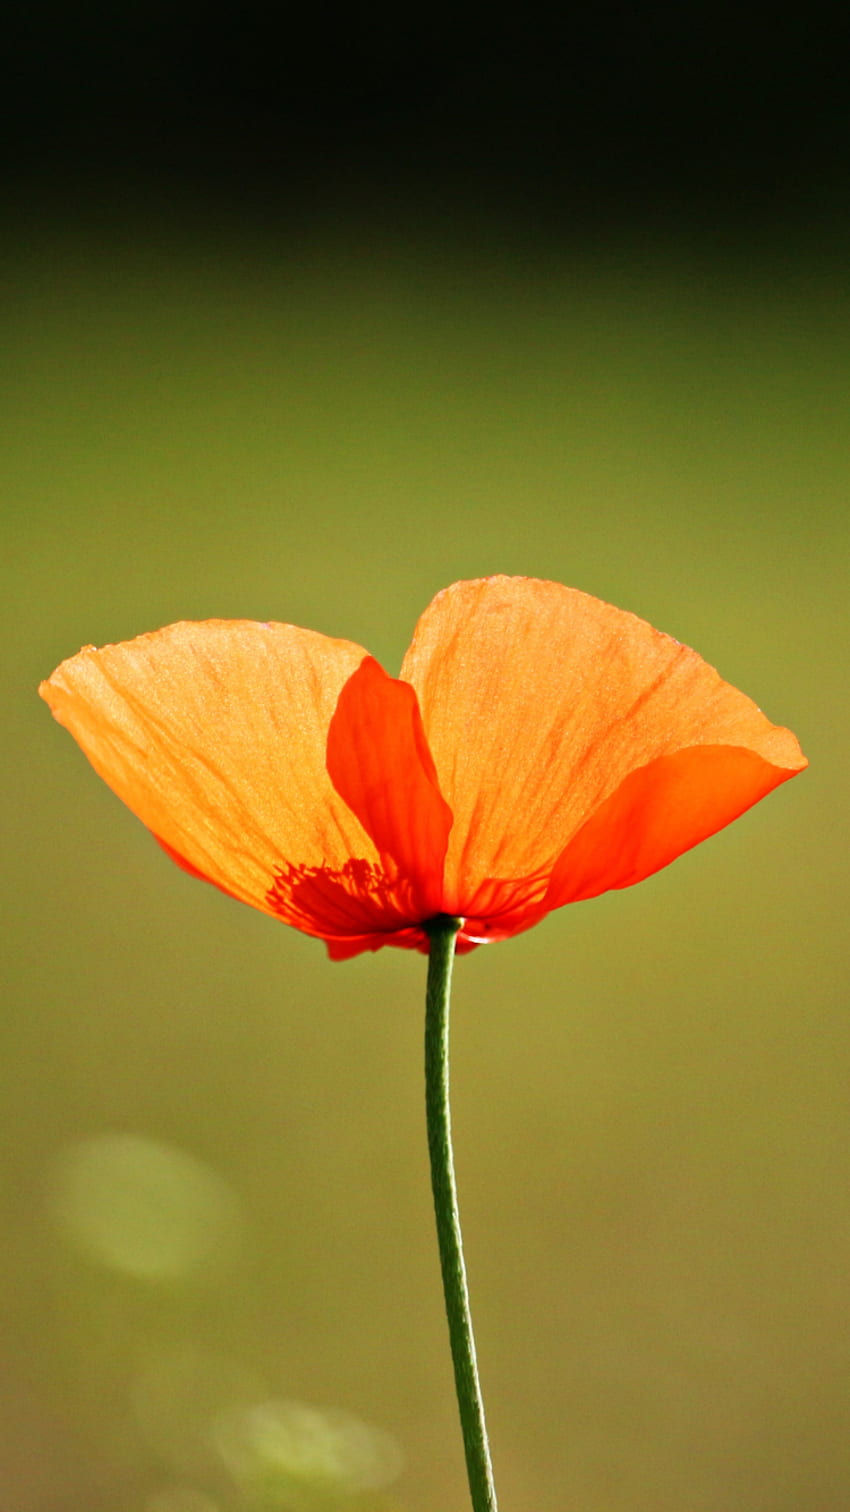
[424,915,499,1512]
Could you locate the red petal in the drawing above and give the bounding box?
[324,925,431,960]
[326,657,452,917]
[546,744,802,906]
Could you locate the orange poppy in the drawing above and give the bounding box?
[40,576,806,959]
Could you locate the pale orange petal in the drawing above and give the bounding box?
[400,577,807,911]
[326,657,452,915]
[40,621,377,920]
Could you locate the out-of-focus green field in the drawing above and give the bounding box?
[3,215,846,1512]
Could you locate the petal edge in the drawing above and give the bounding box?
[545,742,806,908]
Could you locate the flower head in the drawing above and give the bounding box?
[40,577,806,958]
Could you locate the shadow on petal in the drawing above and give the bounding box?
[266,857,425,945]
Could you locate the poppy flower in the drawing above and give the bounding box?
[40,576,806,959]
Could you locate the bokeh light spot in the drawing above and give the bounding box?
[212,1398,404,1507]
[47,1132,243,1281]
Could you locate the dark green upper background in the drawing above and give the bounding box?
[6,2,850,237]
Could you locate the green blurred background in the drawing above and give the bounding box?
[4,8,850,1510]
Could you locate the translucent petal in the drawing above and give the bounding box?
[40,621,377,921]
[401,577,806,912]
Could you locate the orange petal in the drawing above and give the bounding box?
[39,621,379,926]
[325,656,452,916]
[545,744,801,907]
[400,577,807,910]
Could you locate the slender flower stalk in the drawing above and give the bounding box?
[425,915,497,1512]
